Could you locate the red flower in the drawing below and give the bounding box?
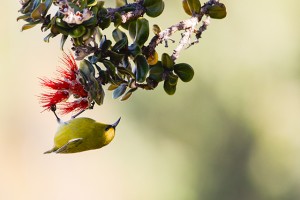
[39,53,90,114]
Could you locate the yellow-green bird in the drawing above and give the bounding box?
[44,106,121,154]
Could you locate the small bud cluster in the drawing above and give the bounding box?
[54,0,93,24]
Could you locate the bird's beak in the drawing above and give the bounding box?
[111,117,121,128]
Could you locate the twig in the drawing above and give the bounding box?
[144,0,222,61]
[190,16,210,46]
[106,0,145,24]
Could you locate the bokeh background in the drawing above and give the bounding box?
[1,0,300,199]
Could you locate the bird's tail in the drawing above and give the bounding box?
[44,147,55,154]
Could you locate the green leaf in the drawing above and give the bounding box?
[109,51,124,64]
[168,73,179,86]
[31,2,46,20]
[21,1,34,14]
[186,0,201,14]
[207,4,227,19]
[80,59,96,77]
[55,17,69,29]
[149,61,164,82]
[163,79,177,95]
[102,60,116,74]
[112,28,127,42]
[87,0,98,7]
[143,0,165,18]
[98,8,111,29]
[108,84,119,91]
[161,53,174,70]
[128,20,136,41]
[135,18,149,46]
[100,38,112,52]
[89,75,105,105]
[113,84,127,99]
[70,25,86,38]
[17,14,31,21]
[174,63,194,82]
[21,22,39,31]
[112,37,128,51]
[121,88,137,101]
[114,12,122,27]
[117,67,135,78]
[146,77,159,89]
[128,43,141,57]
[135,55,149,83]
[129,18,149,46]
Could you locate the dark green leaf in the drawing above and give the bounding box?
[135,55,149,83]
[98,8,111,29]
[117,67,135,78]
[69,25,86,38]
[168,73,179,86]
[128,20,136,41]
[80,59,95,77]
[55,17,69,28]
[114,12,122,27]
[102,60,116,74]
[89,75,105,105]
[146,77,159,89]
[143,0,165,18]
[161,53,174,70]
[112,28,127,42]
[163,79,177,95]
[207,4,227,19]
[100,39,112,52]
[128,43,141,57]
[134,18,149,46]
[112,37,128,51]
[174,63,194,82]
[149,61,164,82]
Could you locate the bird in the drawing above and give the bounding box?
[44,105,121,154]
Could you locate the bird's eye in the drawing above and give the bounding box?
[105,125,111,131]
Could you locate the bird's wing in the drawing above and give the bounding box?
[55,138,83,153]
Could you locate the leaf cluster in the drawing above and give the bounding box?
[17,0,226,110]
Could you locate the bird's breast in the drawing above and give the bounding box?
[103,128,115,146]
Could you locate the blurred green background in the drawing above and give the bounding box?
[1,0,300,199]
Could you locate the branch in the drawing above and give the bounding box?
[145,0,222,61]
[107,0,146,24]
